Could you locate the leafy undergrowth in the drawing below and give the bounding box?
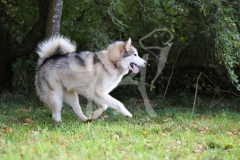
[0,93,240,160]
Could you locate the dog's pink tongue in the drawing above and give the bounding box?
[132,64,139,74]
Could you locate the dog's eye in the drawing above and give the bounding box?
[133,54,137,56]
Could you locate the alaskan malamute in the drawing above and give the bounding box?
[35,36,146,122]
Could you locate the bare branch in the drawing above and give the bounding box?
[193,72,202,113]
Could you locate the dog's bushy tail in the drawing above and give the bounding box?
[36,35,76,66]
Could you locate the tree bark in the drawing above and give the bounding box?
[45,0,63,38]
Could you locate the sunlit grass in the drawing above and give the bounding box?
[0,94,240,160]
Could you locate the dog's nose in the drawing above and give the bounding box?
[144,61,147,66]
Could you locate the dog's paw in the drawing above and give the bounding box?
[126,114,133,118]
[123,112,132,118]
[120,109,132,118]
[52,115,62,122]
[83,119,93,123]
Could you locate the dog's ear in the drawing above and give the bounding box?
[125,38,132,51]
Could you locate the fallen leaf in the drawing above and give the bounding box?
[22,123,29,126]
[159,132,165,136]
[193,149,203,154]
[78,133,83,139]
[224,144,233,151]
[143,131,148,136]
[102,115,109,119]
[29,148,37,153]
[26,130,31,134]
[124,155,129,159]
[3,127,7,132]
[20,153,24,157]
[32,131,39,136]
[227,131,234,136]
[114,134,120,140]
[117,148,126,154]
[3,127,12,133]
[203,126,210,131]
[25,118,33,123]
[60,144,66,149]
[176,141,182,145]
[193,143,205,154]
[0,137,4,143]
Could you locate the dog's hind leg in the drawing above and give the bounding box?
[63,90,89,122]
[46,92,63,122]
[90,104,108,120]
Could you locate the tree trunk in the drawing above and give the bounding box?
[45,0,63,38]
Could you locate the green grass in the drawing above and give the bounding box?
[0,93,240,160]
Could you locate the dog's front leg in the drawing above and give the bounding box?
[94,93,132,118]
[90,104,108,120]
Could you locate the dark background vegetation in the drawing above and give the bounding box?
[0,0,240,110]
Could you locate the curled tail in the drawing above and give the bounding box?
[36,35,76,66]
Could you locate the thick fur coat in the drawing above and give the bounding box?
[35,36,146,122]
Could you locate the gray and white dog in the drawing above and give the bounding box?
[35,36,146,122]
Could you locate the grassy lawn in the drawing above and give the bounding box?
[0,93,240,160]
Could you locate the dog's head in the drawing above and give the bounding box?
[121,38,146,73]
[107,38,146,74]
